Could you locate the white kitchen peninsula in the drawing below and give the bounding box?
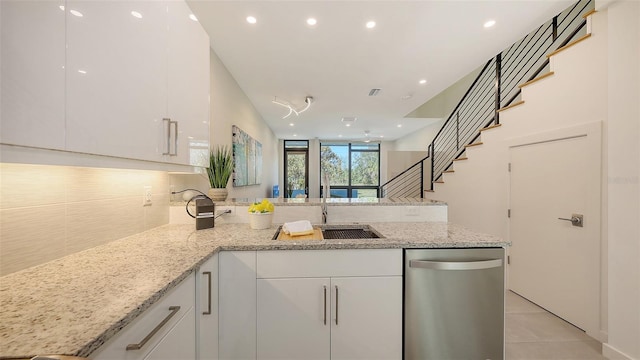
[0,206,508,359]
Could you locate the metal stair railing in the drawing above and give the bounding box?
[379,150,430,198]
[429,0,593,188]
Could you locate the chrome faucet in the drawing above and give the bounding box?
[322,173,330,224]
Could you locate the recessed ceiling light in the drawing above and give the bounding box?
[397,124,402,128]
[289,123,294,127]
[189,14,198,22]
[419,79,427,85]
[246,16,257,24]
[70,9,83,17]
[484,20,496,28]
[59,5,65,11]
[366,21,376,29]
[307,18,317,26]
[338,134,343,138]
[77,69,87,74]
[293,134,297,137]
[131,11,142,19]
[346,124,351,127]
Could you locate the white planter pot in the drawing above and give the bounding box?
[249,212,273,230]
[208,188,228,202]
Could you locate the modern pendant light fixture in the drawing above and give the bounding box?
[272,96,314,119]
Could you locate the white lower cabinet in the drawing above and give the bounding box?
[197,254,219,360]
[256,249,403,360]
[218,251,257,360]
[91,274,196,360]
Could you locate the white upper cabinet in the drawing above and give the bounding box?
[65,0,168,162]
[167,1,210,167]
[1,0,66,150]
[2,0,209,166]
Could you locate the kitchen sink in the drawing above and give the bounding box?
[272,224,384,240]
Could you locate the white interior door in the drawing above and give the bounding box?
[508,123,601,339]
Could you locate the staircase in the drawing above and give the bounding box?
[380,0,594,198]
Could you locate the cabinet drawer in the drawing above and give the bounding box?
[91,273,195,360]
[256,249,402,278]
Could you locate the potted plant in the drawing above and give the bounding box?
[247,199,275,229]
[207,145,233,201]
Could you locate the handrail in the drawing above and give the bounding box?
[379,0,592,198]
[428,0,593,188]
[380,154,430,189]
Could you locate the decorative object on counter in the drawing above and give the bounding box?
[171,188,230,230]
[232,125,262,187]
[248,199,274,229]
[207,145,233,201]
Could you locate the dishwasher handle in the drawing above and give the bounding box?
[409,258,503,271]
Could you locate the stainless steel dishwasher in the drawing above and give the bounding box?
[404,248,505,360]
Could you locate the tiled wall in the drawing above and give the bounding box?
[0,163,170,276]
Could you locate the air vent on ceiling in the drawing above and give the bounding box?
[341,117,357,126]
[368,88,381,96]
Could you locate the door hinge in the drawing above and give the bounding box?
[508,209,511,218]
[507,255,510,265]
[508,163,511,172]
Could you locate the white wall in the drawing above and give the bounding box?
[393,119,445,151]
[177,49,279,199]
[603,1,640,359]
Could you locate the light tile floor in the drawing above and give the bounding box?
[505,290,608,359]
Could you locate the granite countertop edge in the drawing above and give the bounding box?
[0,222,507,359]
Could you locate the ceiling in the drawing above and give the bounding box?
[187,0,574,142]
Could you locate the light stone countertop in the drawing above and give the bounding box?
[0,222,506,359]
[171,197,447,206]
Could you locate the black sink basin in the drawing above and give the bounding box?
[273,224,384,240]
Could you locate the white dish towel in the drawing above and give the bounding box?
[282,220,314,236]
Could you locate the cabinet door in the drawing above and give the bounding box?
[144,306,196,360]
[91,274,195,360]
[218,251,256,360]
[197,254,218,360]
[330,277,402,360]
[65,0,168,161]
[166,1,210,167]
[0,0,65,150]
[257,278,330,360]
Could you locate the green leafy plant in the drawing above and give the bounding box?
[207,146,233,188]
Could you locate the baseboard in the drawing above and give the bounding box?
[603,343,637,360]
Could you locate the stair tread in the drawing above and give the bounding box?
[497,101,525,113]
[480,124,503,132]
[424,190,435,193]
[453,157,468,161]
[443,170,455,173]
[465,142,483,148]
[547,33,592,58]
[433,180,444,184]
[582,9,597,19]
[519,73,554,89]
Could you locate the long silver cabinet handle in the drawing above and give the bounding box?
[323,285,327,325]
[203,271,212,315]
[162,118,171,155]
[334,285,339,325]
[170,120,178,156]
[126,306,181,350]
[409,259,503,271]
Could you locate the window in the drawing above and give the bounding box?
[284,140,309,198]
[320,142,380,198]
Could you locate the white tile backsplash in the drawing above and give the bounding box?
[0,163,170,276]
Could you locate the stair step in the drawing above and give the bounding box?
[433,180,444,184]
[547,33,592,58]
[443,170,455,174]
[497,101,525,113]
[519,72,554,89]
[453,157,468,162]
[465,142,483,148]
[582,9,597,19]
[480,124,503,132]
[424,190,434,193]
